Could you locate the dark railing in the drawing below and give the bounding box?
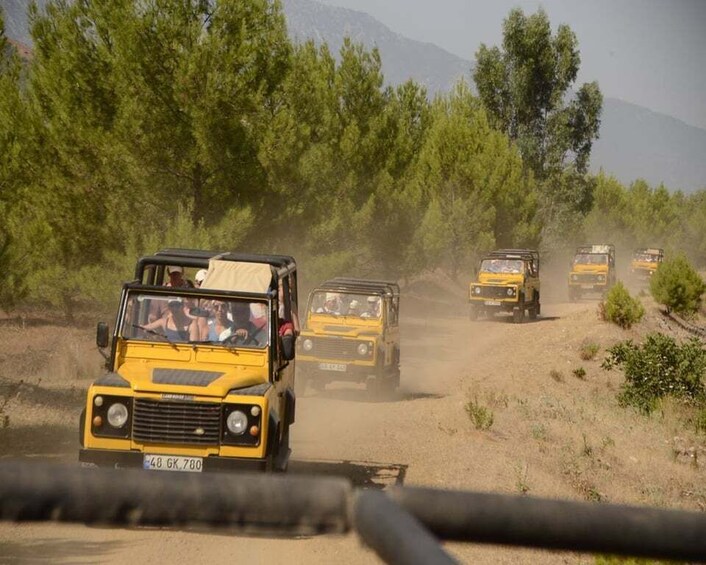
[1,461,706,564]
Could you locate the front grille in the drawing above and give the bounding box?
[473,286,515,299]
[310,337,361,361]
[133,398,221,445]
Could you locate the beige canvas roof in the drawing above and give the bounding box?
[200,260,273,293]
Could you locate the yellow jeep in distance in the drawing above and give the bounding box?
[568,244,616,301]
[630,247,664,284]
[79,249,299,473]
[468,249,540,323]
[297,278,400,394]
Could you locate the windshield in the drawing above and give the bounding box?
[309,291,381,319]
[480,259,524,274]
[633,252,659,263]
[119,291,269,349]
[574,253,608,265]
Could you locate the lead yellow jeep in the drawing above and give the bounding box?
[468,249,540,323]
[296,278,400,394]
[79,249,299,473]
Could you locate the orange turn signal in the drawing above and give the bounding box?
[92,416,102,427]
[249,425,259,437]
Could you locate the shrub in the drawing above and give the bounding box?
[602,333,706,413]
[600,282,644,329]
[465,398,494,430]
[573,367,586,380]
[650,254,706,318]
[579,342,600,360]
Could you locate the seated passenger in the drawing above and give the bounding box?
[360,296,380,319]
[141,299,199,342]
[316,294,341,315]
[346,299,361,316]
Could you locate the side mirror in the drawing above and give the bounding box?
[280,334,295,361]
[96,322,109,349]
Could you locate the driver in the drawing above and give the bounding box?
[206,301,237,341]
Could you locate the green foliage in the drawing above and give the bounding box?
[601,282,645,329]
[473,7,602,181]
[579,342,600,361]
[573,367,586,380]
[602,333,706,414]
[650,254,706,317]
[464,398,494,430]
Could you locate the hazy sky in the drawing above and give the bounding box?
[317,0,706,130]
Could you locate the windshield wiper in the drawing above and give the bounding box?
[130,324,178,347]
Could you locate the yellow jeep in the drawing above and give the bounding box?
[79,248,299,472]
[297,278,400,393]
[468,249,540,323]
[568,244,616,301]
[630,247,663,284]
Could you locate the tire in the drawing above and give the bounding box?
[469,305,479,321]
[528,304,538,320]
[513,304,525,324]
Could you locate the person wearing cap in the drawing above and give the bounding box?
[316,293,341,315]
[360,296,381,318]
[194,269,208,287]
[165,266,194,288]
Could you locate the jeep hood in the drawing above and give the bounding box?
[116,361,266,397]
[478,273,524,285]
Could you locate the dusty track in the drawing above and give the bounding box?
[0,295,704,563]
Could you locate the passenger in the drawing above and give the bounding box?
[250,302,268,332]
[360,296,380,319]
[194,269,208,287]
[316,293,341,315]
[141,299,199,342]
[165,266,193,288]
[346,299,361,316]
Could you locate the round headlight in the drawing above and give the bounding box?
[357,342,369,356]
[507,288,514,296]
[474,287,481,295]
[106,403,128,428]
[227,410,248,435]
[571,274,578,281]
[302,339,313,352]
[598,274,605,281]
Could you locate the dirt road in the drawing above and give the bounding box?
[0,295,704,564]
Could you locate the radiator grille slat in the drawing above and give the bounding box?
[133,398,221,445]
[475,286,515,299]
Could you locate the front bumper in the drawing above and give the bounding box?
[79,448,268,472]
[297,359,376,382]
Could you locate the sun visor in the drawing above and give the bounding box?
[200,260,273,294]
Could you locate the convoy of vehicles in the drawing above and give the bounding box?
[468,249,541,323]
[296,278,400,394]
[630,247,664,283]
[568,244,616,301]
[79,249,298,473]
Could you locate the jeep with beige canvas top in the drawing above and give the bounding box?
[79,248,298,473]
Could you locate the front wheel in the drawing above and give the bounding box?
[513,304,525,324]
[469,304,479,321]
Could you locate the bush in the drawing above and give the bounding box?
[650,254,706,317]
[465,398,494,430]
[600,282,644,329]
[602,332,706,413]
[579,342,600,360]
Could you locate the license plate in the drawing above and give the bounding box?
[319,362,347,372]
[143,454,203,473]
[581,284,595,289]
[484,300,501,306]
